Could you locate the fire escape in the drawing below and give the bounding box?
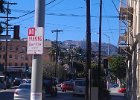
[118,0,133,57]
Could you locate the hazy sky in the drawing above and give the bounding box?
[2,0,120,46]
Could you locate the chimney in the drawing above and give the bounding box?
[13,25,20,40]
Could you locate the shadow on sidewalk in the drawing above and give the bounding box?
[111,95,127,100]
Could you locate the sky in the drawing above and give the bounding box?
[1,0,120,46]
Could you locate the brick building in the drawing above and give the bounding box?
[0,38,53,77]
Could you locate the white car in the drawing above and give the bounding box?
[21,79,31,84]
[14,83,31,100]
[73,79,86,96]
[14,83,46,100]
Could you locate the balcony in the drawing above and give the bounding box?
[119,7,133,20]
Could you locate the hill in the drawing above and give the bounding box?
[62,40,118,56]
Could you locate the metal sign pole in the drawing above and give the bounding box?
[30,0,45,100]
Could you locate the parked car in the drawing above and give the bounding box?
[73,79,86,96]
[0,82,6,90]
[118,88,126,93]
[14,83,31,100]
[14,83,46,100]
[13,77,22,86]
[61,81,74,92]
[43,77,57,97]
[112,83,119,88]
[21,79,31,84]
[0,76,6,90]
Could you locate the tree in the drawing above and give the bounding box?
[0,0,11,34]
[0,0,6,13]
[109,55,126,82]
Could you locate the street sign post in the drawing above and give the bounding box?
[27,27,44,54]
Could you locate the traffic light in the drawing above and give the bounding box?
[103,59,108,69]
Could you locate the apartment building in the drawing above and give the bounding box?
[118,0,140,100]
[0,38,53,77]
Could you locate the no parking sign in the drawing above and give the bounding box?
[27,27,44,54]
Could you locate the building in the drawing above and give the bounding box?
[0,38,53,78]
[118,0,140,100]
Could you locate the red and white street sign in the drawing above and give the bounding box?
[27,27,44,54]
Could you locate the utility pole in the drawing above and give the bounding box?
[51,29,63,78]
[4,2,16,88]
[98,0,103,99]
[85,0,91,100]
[30,0,45,100]
[103,33,110,56]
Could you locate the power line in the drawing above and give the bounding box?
[11,9,31,13]
[47,0,65,10]
[112,0,120,14]
[102,2,114,36]
[10,0,58,21]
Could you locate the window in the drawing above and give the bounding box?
[21,63,24,66]
[25,56,28,60]
[15,63,18,66]
[9,46,12,51]
[21,54,24,60]
[2,46,5,51]
[9,63,12,66]
[21,46,26,52]
[15,54,18,59]
[3,55,5,59]
[0,47,2,51]
[25,63,28,66]
[16,47,18,51]
[9,54,12,58]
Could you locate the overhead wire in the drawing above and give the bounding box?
[102,1,115,36]
[47,0,65,10]
[10,0,58,21]
[112,0,128,27]
[11,9,31,13]
[11,0,119,34]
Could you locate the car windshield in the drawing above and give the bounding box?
[75,80,86,86]
[19,84,31,89]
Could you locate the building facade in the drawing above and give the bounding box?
[0,39,53,77]
[118,0,140,100]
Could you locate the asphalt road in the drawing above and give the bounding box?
[0,89,85,100]
[0,87,127,100]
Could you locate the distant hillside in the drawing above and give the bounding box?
[62,40,118,56]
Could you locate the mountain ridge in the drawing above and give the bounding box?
[62,40,118,56]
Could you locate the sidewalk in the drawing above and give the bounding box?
[110,94,127,100]
[109,87,127,100]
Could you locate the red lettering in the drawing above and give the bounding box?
[28,36,43,41]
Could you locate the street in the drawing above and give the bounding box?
[0,87,127,100]
[0,89,85,100]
